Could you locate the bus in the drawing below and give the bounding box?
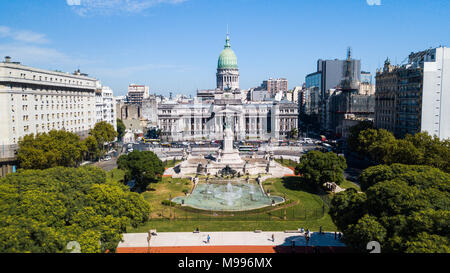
[143,138,160,144]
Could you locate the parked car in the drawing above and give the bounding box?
[104,156,112,161]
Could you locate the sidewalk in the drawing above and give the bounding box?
[117,231,346,253]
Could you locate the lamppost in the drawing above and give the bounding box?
[147,230,152,253]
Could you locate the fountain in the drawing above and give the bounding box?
[172,178,285,211]
[170,114,293,177]
[168,115,291,211]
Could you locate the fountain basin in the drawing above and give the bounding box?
[172,181,285,211]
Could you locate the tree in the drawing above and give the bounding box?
[116,119,126,141]
[117,151,164,192]
[329,188,367,231]
[356,129,397,163]
[287,128,298,140]
[294,150,347,190]
[89,121,118,153]
[0,166,150,253]
[330,163,450,253]
[344,214,387,252]
[146,127,161,139]
[83,136,100,161]
[17,130,86,169]
[351,129,449,172]
[359,165,395,191]
[405,233,450,253]
[347,120,373,153]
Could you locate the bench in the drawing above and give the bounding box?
[254,230,262,233]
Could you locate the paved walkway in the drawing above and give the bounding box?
[117,231,346,253]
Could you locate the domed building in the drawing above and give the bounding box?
[157,34,299,143]
[216,35,240,90]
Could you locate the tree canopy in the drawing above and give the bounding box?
[294,150,347,191]
[350,129,449,173]
[330,164,450,253]
[347,120,373,152]
[116,119,126,141]
[17,130,87,169]
[0,166,150,253]
[90,121,117,149]
[117,150,164,192]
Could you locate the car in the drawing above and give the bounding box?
[104,156,112,161]
[80,161,91,166]
[127,148,134,153]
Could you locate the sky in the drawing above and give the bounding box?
[0,0,449,97]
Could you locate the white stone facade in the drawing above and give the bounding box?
[158,91,298,142]
[95,85,117,130]
[0,57,98,156]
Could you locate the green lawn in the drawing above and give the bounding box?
[129,216,337,233]
[275,159,298,169]
[120,173,338,232]
[340,179,361,191]
[142,177,193,218]
[163,160,183,169]
[106,168,125,184]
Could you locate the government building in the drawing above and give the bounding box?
[0,56,116,176]
[158,35,298,142]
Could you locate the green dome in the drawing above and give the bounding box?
[218,35,238,69]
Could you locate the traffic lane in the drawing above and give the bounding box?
[92,157,118,172]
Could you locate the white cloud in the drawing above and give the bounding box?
[13,31,49,44]
[0,26,49,44]
[94,63,193,78]
[66,0,81,5]
[66,0,188,16]
[0,26,11,37]
[0,44,78,67]
[367,0,381,6]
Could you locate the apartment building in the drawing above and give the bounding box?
[375,47,450,139]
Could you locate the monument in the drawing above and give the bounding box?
[216,116,244,165]
[166,115,293,178]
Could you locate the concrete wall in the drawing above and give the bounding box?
[421,47,450,140]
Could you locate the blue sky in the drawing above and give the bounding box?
[0,0,449,96]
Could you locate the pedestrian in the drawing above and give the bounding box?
[334,231,337,240]
[319,226,322,234]
[207,234,211,244]
[271,233,275,242]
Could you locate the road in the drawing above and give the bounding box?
[92,157,118,172]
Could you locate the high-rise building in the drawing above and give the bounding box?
[127,84,149,104]
[375,47,450,139]
[306,49,362,129]
[262,78,288,97]
[0,56,98,176]
[326,49,375,137]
